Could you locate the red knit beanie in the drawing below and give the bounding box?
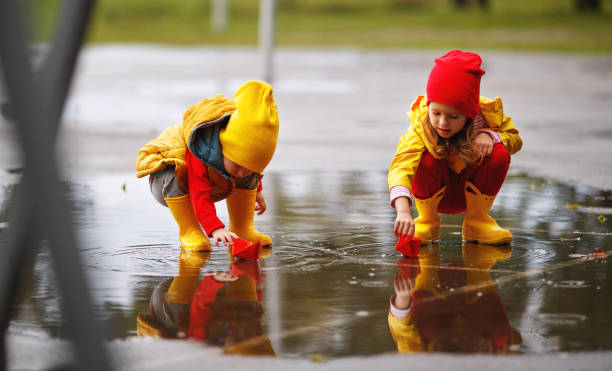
[426,50,485,119]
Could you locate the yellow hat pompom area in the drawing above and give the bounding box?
[219,80,279,174]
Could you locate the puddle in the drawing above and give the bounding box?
[1,171,611,357]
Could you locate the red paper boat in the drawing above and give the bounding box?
[395,235,421,258]
[231,237,262,260]
[396,257,421,279]
[232,260,262,282]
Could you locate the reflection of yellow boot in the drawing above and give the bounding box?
[226,188,272,246]
[462,182,512,244]
[177,250,211,277]
[165,195,212,251]
[414,243,441,293]
[167,250,211,304]
[414,187,446,243]
[462,242,511,295]
[462,242,512,271]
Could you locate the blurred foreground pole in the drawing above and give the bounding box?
[0,0,111,370]
[211,0,229,33]
[259,0,276,83]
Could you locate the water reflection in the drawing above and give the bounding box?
[137,248,275,356]
[2,172,611,358]
[389,243,521,354]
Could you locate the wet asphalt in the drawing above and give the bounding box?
[2,46,612,370]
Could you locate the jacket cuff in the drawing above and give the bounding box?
[390,186,413,208]
[478,129,501,144]
[390,296,411,319]
[202,217,225,237]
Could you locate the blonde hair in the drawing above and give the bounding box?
[424,115,482,164]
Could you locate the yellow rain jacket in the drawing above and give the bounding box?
[136,95,259,200]
[388,95,522,192]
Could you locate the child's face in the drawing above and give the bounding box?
[223,157,254,178]
[428,101,468,139]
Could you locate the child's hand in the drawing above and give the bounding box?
[473,132,494,157]
[393,273,414,310]
[255,191,267,215]
[211,228,238,246]
[394,210,415,237]
[213,271,239,282]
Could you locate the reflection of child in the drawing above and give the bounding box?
[388,50,522,244]
[388,244,521,353]
[189,265,274,356]
[136,81,279,251]
[138,253,274,356]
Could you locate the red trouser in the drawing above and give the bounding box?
[411,143,510,214]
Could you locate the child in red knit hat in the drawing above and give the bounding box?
[388,50,523,244]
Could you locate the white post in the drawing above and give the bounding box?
[211,0,228,33]
[259,0,276,83]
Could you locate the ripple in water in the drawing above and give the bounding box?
[534,313,588,326]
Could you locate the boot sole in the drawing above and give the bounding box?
[462,237,512,245]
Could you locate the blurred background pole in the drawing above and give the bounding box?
[259,0,276,83]
[211,0,228,33]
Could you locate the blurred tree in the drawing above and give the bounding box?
[453,0,489,9]
[277,0,297,11]
[575,0,601,12]
[390,0,427,9]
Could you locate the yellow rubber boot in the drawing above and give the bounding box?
[165,194,212,251]
[462,181,512,244]
[413,187,446,243]
[226,188,272,246]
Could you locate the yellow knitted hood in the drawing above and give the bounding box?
[219,81,279,174]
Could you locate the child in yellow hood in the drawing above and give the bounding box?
[388,50,522,244]
[136,81,279,251]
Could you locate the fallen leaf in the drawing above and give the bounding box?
[586,248,607,262]
[599,215,607,224]
[565,203,580,211]
[311,354,325,362]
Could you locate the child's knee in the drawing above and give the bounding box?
[486,144,510,169]
[150,166,186,206]
[418,152,443,172]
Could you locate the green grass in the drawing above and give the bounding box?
[25,0,612,53]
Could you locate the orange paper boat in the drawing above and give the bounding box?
[231,237,262,261]
[395,235,421,258]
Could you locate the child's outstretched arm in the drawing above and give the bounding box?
[186,152,225,235]
[255,191,267,215]
[394,197,414,237]
[393,272,415,311]
[389,124,426,237]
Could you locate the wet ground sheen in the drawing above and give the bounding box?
[2,171,611,358]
